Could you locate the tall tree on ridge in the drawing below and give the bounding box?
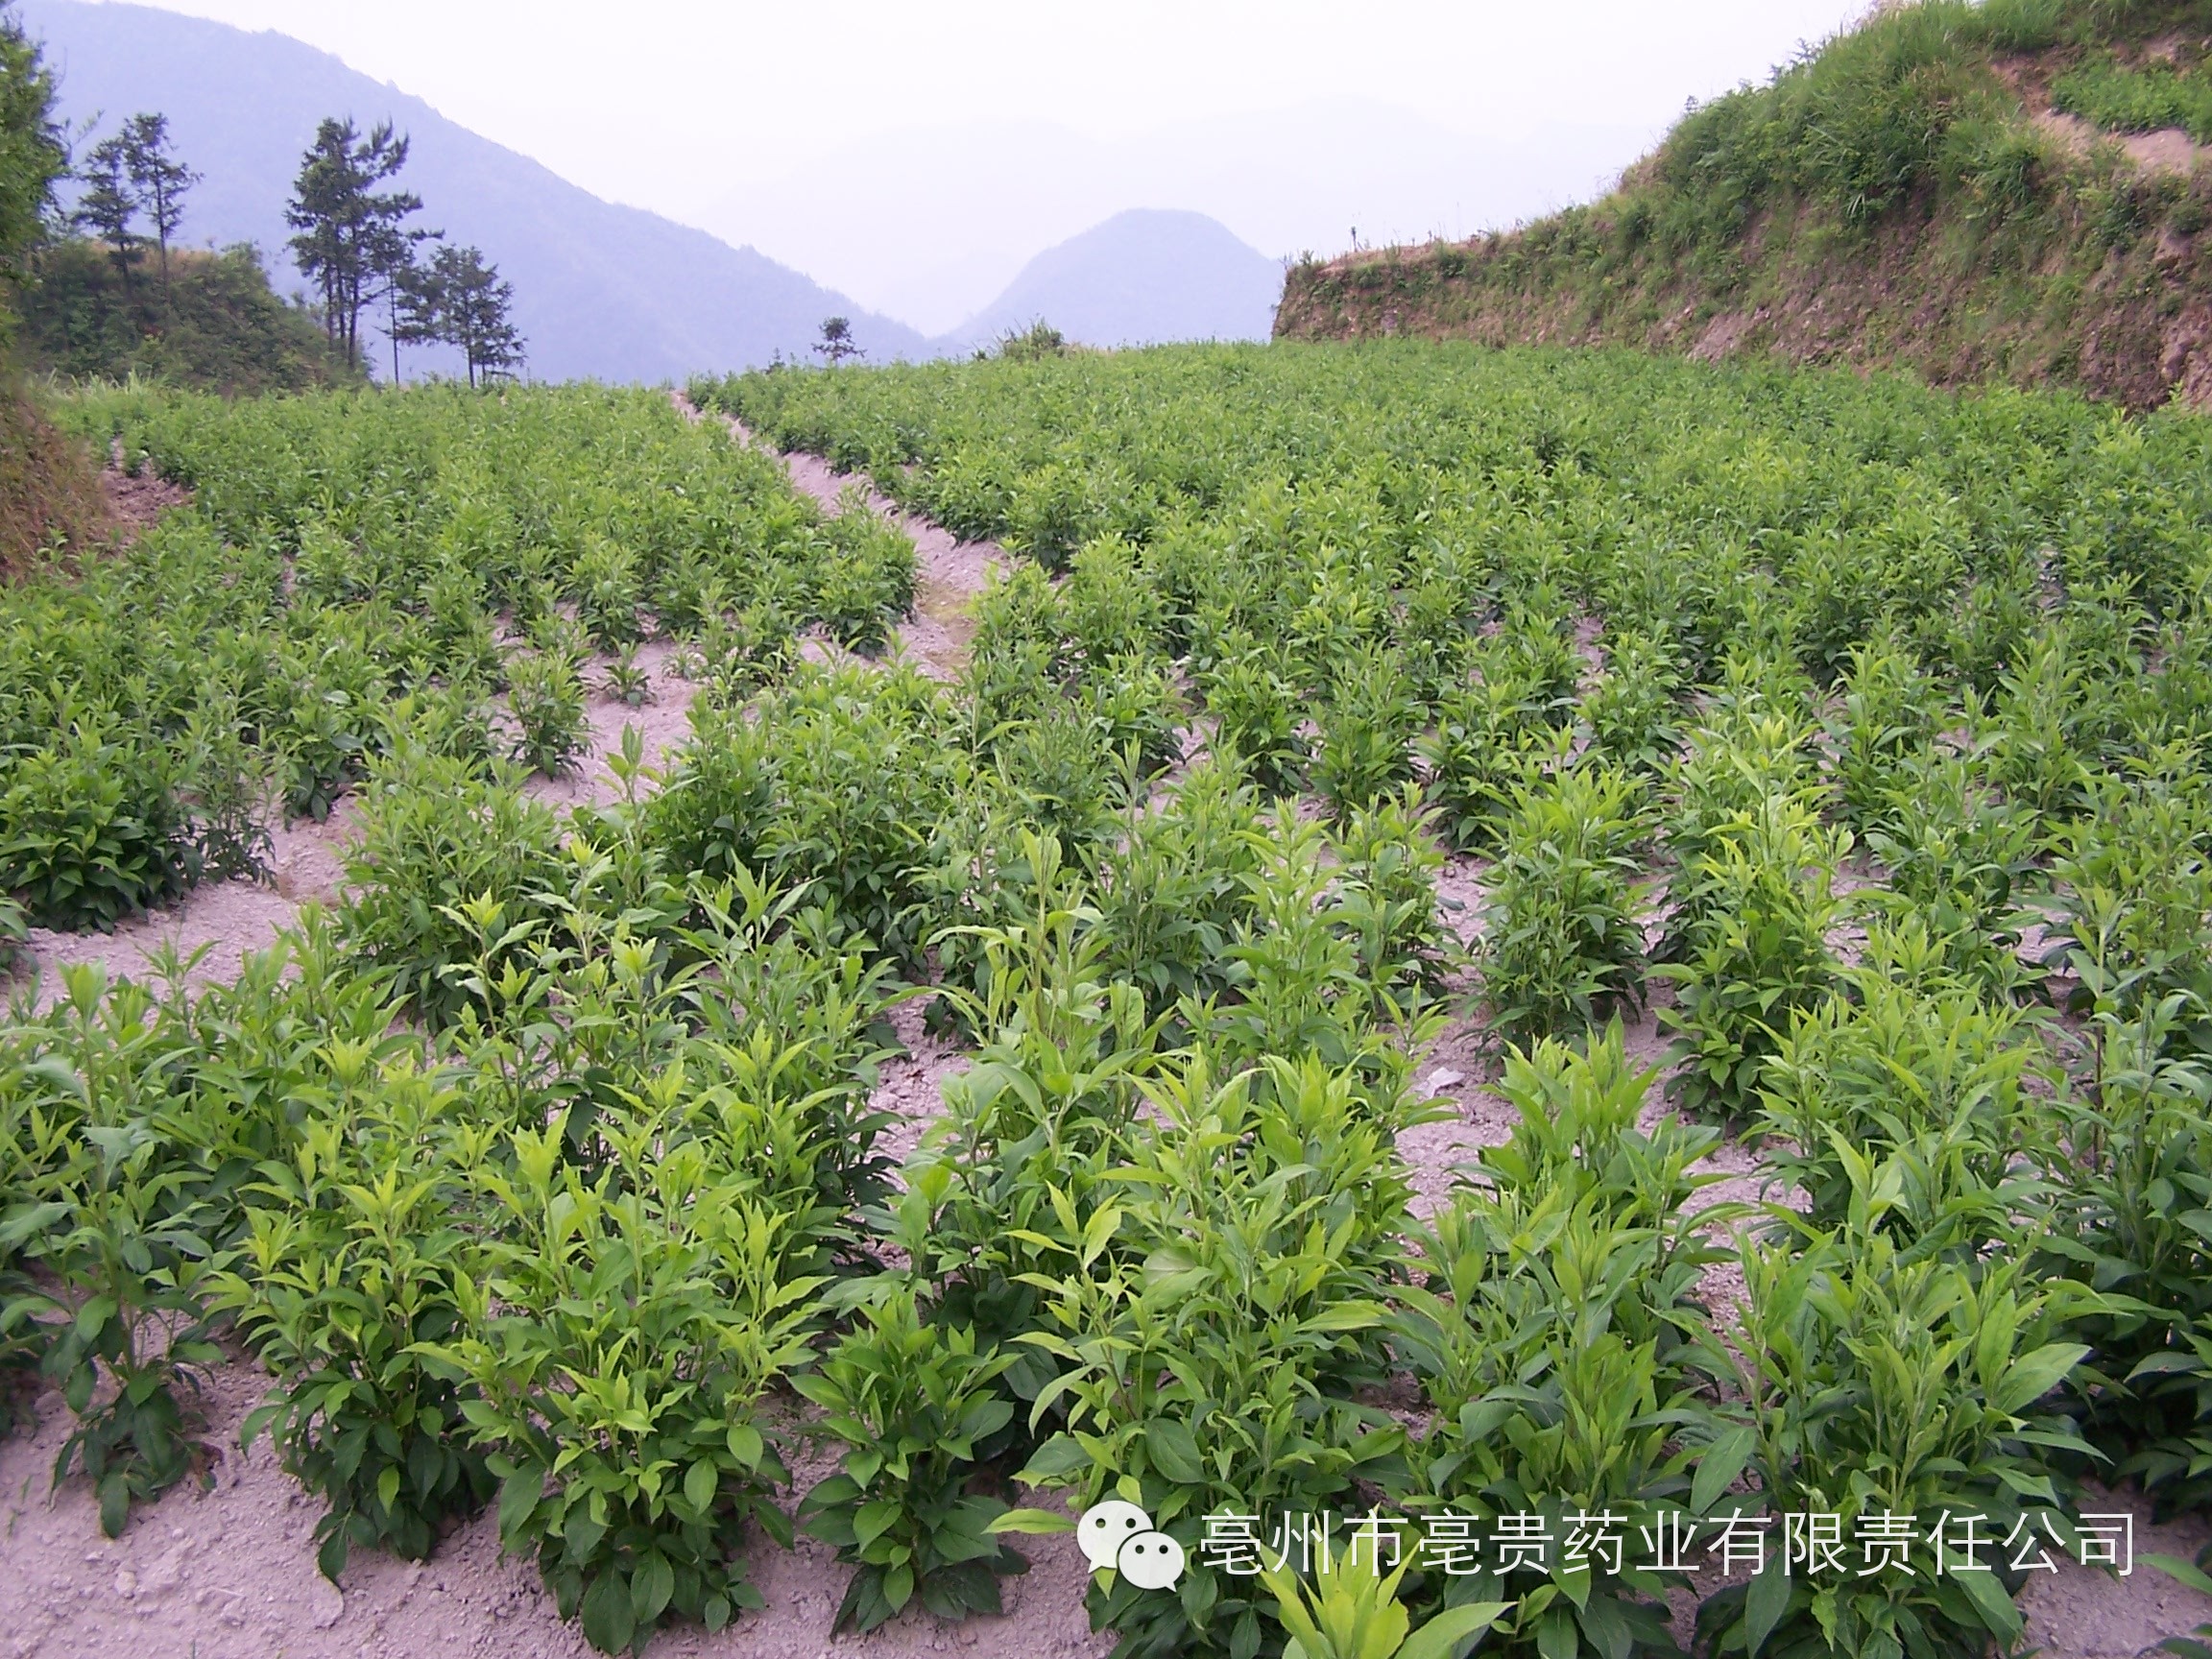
[72,132,138,284]
[116,112,196,297]
[285,117,421,371]
[814,315,861,364]
[400,242,522,388]
[368,212,439,383]
[0,0,67,311]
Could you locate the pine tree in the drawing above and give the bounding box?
[399,243,522,388]
[0,0,67,299]
[73,133,138,282]
[116,113,197,296]
[815,315,862,365]
[368,215,439,382]
[285,118,422,370]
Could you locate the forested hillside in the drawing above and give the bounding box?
[17,240,359,393]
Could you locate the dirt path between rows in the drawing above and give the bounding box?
[672,392,1003,682]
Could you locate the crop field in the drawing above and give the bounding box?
[7,345,2212,1659]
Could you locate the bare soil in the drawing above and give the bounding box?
[2037,108,2212,177]
[98,460,193,543]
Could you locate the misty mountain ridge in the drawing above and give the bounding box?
[21,2,1301,378]
[21,0,928,380]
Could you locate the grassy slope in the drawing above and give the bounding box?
[1275,0,2212,410]
[17,240,360,396]
[0,384,107,573]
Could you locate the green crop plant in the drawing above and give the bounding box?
[641,701,774,881]
[741,662,966,967]
[1205,805,1395,1077]
[1286,556,1388,685]
[337,747,568,1027]
[0,712,195,930]
[1478,762,1652,1043]
[263,637,386,821]
[703,600,803,699]
[2044,753,2212,1023]
[1312,643,1422,820]
[1660,793,1846,1122]
[992,701,1122,851]
[214,1055,496,1579]
[506,644,589,778]
[906,783,1051,1020]
[1065,533,1167,666]
[39,336,2212,1649]
[1260,1539,1509,1659]
[3,974,224,1535]
[1698,1226,2102,1659]
[882,835,1159,1372]
[1860,747,2040,997]
[1086,757,1263,1021]
[572,536,644,649]
[794,1286,1029,1632]
[1010,1053,1420,1659]
[1653,706,1823,967]
[376,685,500,777]
[1079,652,1188,782]
[1328,784,1456,1009]
[1831,632,1942,833]
[1490,603,1583,713]
[1756,950,2057,1243]
[1988,626,2103,822]
[1417,669,1552,853]
[673,866,906,1217]
[421,561,506,685]
[431,1116,820,1654]
[1200,636,1311,797]
[1577,629,1684,778]
[2036,994,2212,1492]
[179,688,276,883]
[600,645,653,708]
[1467,1024,1740,1262]
[1390,1031,1743,1659]
[814,493,917,654]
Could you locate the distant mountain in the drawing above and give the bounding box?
[703,108,1657,336]
[936,210,1281,355]
[20,0,927,381]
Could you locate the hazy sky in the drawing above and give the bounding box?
[109,0,1874,329]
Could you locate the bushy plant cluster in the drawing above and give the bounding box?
[2054,51,2212,145]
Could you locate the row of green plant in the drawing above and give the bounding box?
[13,868,2212,1658]
[0,384,920,931]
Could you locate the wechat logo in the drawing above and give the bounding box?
[1078,1500,1187,1589]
